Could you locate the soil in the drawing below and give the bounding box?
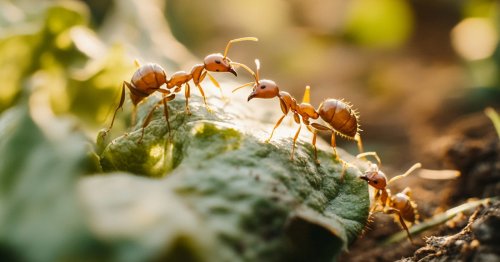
[401,202,500,262]
[340,110,500,262]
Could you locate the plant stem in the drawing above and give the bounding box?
[382,197,496,245]
[485,107,500,138]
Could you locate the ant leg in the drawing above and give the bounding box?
[311,129,318,164]
[370,189,382,213]
[206,72,226,101]
[331,132,348,182]
[311,123,346,164]
[138,100,162,143]
[206,72,219,88]
[197,71,212,111]
[105,82,127,134]
[138,95,175,143]
[162,96,172,139]
[266,114,286,143]
[291,124,302,160]
[386,208,414,244]
[306,125,319,164]
[131,106,137,129]
[185,83,192,115]
[196,83,212,113]
[199,71,207,82]
[330,132,339,159]
[355,134,364,154]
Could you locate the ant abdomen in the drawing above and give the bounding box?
[318,99,359,139]
[391,191,418,223]
[129,63,168,105]
[131,64,168,92]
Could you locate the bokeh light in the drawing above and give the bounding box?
[451,17,498,61]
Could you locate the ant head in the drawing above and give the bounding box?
[204,54,237,76]
[359,164,387,189]
[248,79,279,101]
[204,37,258,77]
[246,59,280,101]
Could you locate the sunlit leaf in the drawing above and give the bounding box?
[99,94,370,260]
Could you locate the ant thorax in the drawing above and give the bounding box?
[298,103,319,120]
[167,71,192,89]
[278,92,294,108]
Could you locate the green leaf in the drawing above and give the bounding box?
[0,1,133,129]
[99,94,370,261]
[0,106,95,262]
[77,172,222,262]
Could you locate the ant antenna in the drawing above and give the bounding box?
[387,163,422,185]
[230,60,260,93]
[134,59,141,68]
[356,152,382,166]
[230,62,257,82]
[223,37,258,59]
[232,82,255,93]
[254,59,260,83]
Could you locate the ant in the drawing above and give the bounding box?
[233,59,364,165]
[104,37,258,137]
[357,152,422,244]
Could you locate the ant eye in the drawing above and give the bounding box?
[260,85,266,89]
[215,60,221,64]
[373,181,378,184]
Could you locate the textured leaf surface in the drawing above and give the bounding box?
[0,1,369,262]
[99,95,370,261]
[0,88,369,262]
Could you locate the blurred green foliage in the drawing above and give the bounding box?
[0,106,97,262]
[344,0,413,49]
[0,1,134,128]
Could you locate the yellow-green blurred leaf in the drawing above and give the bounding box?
[344,0,414,49]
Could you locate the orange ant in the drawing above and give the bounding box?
[357,152,422,243]
[104,37,258,137]
[233,59,364,165]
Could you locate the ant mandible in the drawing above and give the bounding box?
[233,59,364,165]
[357,152,422,244]
[104,37,258,136]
